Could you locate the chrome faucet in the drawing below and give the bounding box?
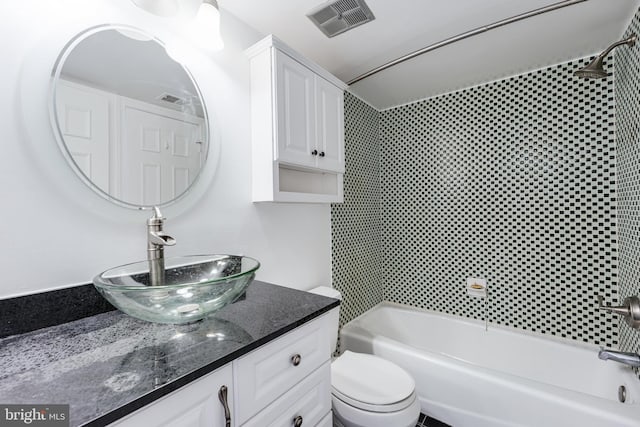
[598,348,640,368]
[147,207,176,286]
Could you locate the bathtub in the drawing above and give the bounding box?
[339,302,640,427]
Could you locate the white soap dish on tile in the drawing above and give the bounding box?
[466,278,487,298]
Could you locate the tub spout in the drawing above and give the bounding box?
[598,348,640,368]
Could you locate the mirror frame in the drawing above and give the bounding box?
[49,24,211,210]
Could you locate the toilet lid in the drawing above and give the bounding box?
[331,351,415,407]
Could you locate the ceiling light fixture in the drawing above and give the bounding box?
[131,0,224,52]
[130,0,179,17]
[191,0,224,51]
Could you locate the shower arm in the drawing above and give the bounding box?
[593,36,636,63]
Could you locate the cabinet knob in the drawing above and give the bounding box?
[311,150,318,156]
[318,151,325,157]
[293,415,303,427]
[291,354,302,366]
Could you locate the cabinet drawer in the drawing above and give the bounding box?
[315,412,333,427]
[242,362,331,427]
[111,364,233,427]
[234,313,332,424]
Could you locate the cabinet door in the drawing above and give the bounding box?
[275,50,316,168]
[111,365,233,427]
[315,76,345,173]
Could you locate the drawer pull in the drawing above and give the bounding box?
[311,150,318,156]
[318,151,325,157]
[218,385,231,427]
[293,415,303,427]
[291,354,302,366]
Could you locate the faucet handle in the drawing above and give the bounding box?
[598,295,640,330]
[148,206,166,226]
[598,295,631,316]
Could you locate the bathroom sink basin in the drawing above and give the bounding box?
[93,255,260,324]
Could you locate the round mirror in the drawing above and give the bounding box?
[51,25,209,208]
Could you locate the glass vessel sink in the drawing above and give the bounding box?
[93,255,260,324]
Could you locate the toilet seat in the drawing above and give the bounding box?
[333,388,418,413]
[331,351,416,413]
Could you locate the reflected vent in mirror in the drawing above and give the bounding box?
[157,92,186,105]
[307,0,375,38]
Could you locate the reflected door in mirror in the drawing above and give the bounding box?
[120,101,204,206]
[56,81,111,193]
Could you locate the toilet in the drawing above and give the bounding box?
[309,287,420,427]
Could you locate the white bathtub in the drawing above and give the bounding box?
[339,302,640,427]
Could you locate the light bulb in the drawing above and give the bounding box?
[131,0,179,17]
[191,0,224,52]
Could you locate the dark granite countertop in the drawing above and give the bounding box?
[0,281,339,426]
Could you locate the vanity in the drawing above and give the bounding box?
[0,281,339,426]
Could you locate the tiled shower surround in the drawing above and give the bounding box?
[333,56,624,348]
[380,57,618,347]
[616,11,640,372]
[331,93,384,328]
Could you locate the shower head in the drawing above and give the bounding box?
[575,33,637,79]
[574,60,609,79]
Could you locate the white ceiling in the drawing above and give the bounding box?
[222,0,640,110]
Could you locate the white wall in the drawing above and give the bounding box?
[0,0,331,298]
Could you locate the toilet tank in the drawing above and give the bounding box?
[307,286,341,355]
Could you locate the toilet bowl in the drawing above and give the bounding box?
[331,350,421,427]
[308,287,420,427]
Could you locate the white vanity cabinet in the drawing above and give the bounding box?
[234,312,333,426]
[109,313,333,427]
[111,364,234,427]
[247,35,346,203]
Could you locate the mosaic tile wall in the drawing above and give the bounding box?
[331,92,384,328]
[616,7,640,372]
[379,58,619,347]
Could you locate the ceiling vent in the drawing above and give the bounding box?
[307,0,375,38]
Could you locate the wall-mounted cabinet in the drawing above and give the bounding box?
[247,35,346,203]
